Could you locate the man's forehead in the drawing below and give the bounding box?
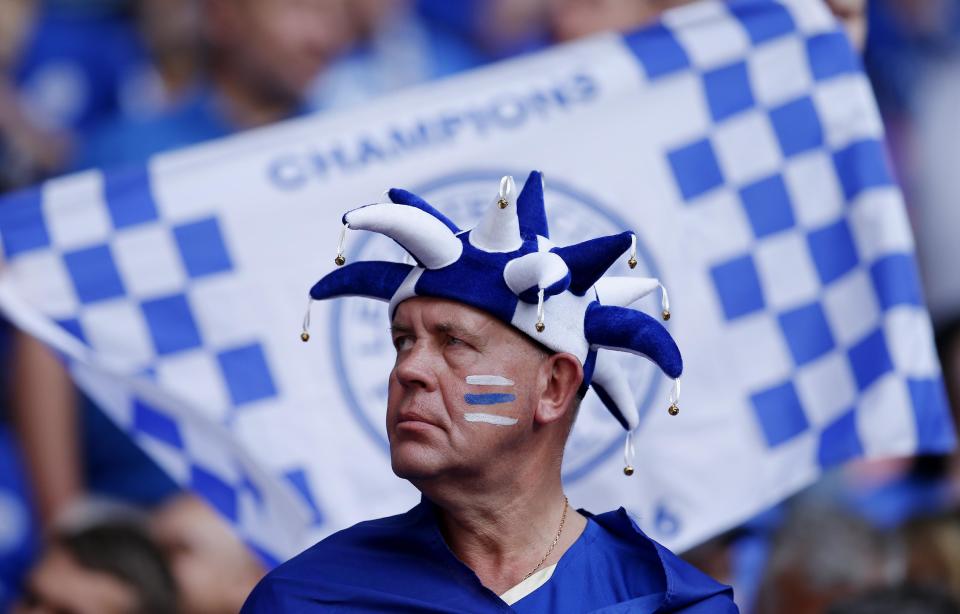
[390,297,551,357]
[391,297,499,332]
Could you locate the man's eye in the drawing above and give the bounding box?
[446,336,466,347]
[393,336,414,351]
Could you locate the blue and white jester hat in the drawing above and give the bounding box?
[304,171,682,475]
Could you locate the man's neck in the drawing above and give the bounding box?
[421,471,587,595]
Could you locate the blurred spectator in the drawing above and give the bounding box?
[754,501,903,614]
[0,0,34,70]
[10,332,177,541]
[866,0,960,116]
[901,511,960,599]
[6,4,351,609]
[310,0,488,110]
[832,458,953,531]
[828,0,868,50]
[862,3,960,536]
[10,0,357,541]
[1,3,955,614]
[0,0,200,188]
[12,1,149,135]
[416,0,549,61]
[0,0,69,190]
[548,0,684,42]
[0,82,68,191]
[309,0,554,110]
[0,425,39,612]
[547,0,867,49]
[150,494,264,614]
[911,56,960,422]
[121,0,205,118]
[12,518,177,614]
[10,332,86,530]
[827,585,960,614]
[682,530,738,589]
[76,0,354,169]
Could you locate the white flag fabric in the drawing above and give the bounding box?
[0,0,954,563]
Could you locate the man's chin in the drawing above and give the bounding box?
[389,444,450,481]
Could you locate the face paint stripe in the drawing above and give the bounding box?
[464,393,516,405]
[465,413,519,426]
[465,375,515,386]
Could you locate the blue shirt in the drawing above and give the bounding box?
[242,499,737,612]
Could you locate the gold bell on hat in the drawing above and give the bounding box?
[535,288,546,332]
[627,256,637,269]
[301,299,313,343]
[334,223,349,266]
[622,431,636,476]
[498,197,509,209]
[662,309,671,321]
[668,403,679,416]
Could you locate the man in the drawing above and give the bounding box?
[242,171,737,612]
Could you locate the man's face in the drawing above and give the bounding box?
[386,297,554,481]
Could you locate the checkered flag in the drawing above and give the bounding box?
[0,0,953,560]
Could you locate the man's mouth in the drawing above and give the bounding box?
[395,410,441,430]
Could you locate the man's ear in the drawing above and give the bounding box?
[534,353,583,425]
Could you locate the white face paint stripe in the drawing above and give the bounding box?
[464,413,518,426]
[465,375,515,386]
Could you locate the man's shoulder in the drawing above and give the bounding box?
[272,505,428,577]
[586,508,739,612]
[241,505,437,612]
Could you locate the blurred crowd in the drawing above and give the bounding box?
[0,0,959,612]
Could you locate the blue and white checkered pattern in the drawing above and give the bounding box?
[3,166,284,417]
[0,0,953,561]
[0,164,323,561]
[625,0,953,464]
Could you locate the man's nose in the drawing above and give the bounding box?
[394,343,438,391]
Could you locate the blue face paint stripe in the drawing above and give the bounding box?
[464,393,516,405]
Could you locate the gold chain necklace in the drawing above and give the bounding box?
[522,496,569,581]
